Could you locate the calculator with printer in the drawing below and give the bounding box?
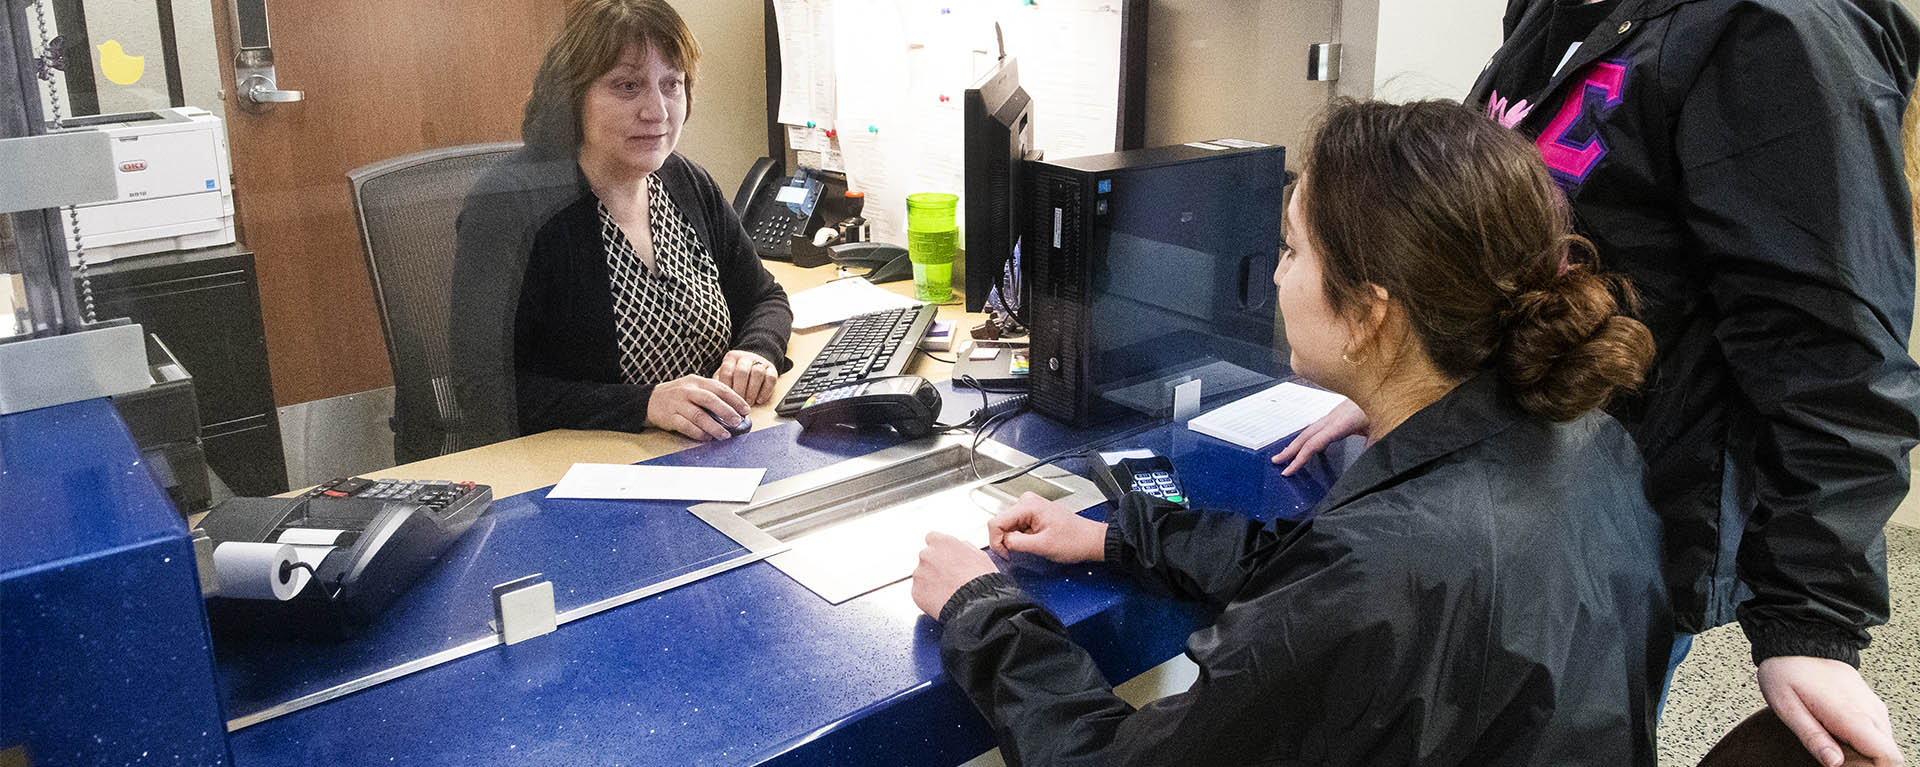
[198,476,493,640]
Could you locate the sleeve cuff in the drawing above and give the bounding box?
[1742,622,1865,667]
[939,571,1020,625]
[1103,514,1131,571]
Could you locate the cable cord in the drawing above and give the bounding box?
[986,418,1166,487]
[916,346,958,364]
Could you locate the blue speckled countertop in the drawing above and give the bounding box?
[223,386,1337,766]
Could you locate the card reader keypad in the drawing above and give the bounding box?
[1130,471,1185,504]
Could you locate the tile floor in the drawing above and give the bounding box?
[1658,524,1919,764]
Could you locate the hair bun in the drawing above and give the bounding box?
[1497,267,1655,421]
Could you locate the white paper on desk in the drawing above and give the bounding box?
[548,464,765,503]
[789,277,924,329]
[1187,382,1351,450]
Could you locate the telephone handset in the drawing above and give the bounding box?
[829,241,912,284]
[732,156,846,267]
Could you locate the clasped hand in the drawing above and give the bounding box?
[910,492,1109,620]
[645,351,778,441]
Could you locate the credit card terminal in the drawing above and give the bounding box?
[1092,449,1188,506]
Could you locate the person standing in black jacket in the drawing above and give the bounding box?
[912,101,1670,765]
[1284,3,1917,763]
[450,0,792,445]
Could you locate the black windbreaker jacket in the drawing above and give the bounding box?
[940,374,1671,766]
[1467,0,1920,663]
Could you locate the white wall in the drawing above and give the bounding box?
[675,0,770,196]
[1367,0,1506,102]
[1144,0,1338,160]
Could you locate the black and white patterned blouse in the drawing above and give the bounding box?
[601,174,734,385]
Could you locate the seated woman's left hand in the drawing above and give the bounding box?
[911,532,999,621]
[714,350,779,406]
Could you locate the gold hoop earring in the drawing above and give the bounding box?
[1342,352,1363,365]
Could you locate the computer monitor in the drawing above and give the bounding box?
[962,57,1034,316]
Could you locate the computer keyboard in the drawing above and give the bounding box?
[776,304,938,416]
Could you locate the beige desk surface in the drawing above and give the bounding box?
[372,260,989,498]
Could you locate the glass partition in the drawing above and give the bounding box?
[7,0,1307,739]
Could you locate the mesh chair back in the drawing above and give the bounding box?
[348,142,520,464]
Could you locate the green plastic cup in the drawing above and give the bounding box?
[905,192,958,303]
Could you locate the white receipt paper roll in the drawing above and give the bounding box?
[212,542,311,601]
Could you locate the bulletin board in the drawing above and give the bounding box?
[768,0,1146,245]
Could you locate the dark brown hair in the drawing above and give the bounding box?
[521,0,701,158]
[1302,99,1653,422]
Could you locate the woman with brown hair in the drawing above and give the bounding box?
[911,100,1670,764]
[451,0,791,446]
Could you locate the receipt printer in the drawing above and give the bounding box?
[56,107,236,264]
[196,477,492,640]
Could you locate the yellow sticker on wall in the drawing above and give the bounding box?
[97,40,145,86]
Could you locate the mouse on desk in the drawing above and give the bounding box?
[829,241,912,284]
[702,407,753,437]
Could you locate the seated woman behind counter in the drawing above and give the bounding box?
[451,0,791,445]
[912,100,1673,764]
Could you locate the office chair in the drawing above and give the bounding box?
[348,141,521,465]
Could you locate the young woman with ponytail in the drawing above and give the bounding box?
[908,100,1671,765]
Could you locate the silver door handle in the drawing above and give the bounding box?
[230,0,302,113]
[240,74,303,104]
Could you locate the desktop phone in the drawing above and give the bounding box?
[733,157,847,267]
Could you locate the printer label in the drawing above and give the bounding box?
[120,160,147,172]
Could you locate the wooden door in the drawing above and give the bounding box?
[210,0,564,406]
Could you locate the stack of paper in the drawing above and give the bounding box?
[1187,382,1350,450]
[788,277,924,329]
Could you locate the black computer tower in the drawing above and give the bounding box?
[1024,142,1290,426]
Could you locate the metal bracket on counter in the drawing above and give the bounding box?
[491,574,556,646]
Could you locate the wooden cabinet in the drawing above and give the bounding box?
[83,246,289,496]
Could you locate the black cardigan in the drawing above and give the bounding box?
[450,152,792,445]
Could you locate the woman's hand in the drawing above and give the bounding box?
[987,492,1109,564]
[1756,656,1904,767]
[714,350,779,406]
[647,375,750,440]
[911,532,999,620]
[1272,399,1367,476]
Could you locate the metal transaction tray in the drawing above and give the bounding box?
[691,435,1106,604]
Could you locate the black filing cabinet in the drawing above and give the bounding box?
[84,246,289,496]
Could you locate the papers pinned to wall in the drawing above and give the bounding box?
[768,0,1133,248]
[773,0,837,130]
